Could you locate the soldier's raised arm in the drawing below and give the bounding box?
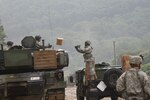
[75,40,92,53]
[75,45,85,53]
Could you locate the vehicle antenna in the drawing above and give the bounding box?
[48,7,55,49]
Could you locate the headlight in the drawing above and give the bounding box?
[55,71,64,81]
[57,51,69,68]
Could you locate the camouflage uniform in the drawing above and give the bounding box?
[75,41,97,82]
[116,56,150,100]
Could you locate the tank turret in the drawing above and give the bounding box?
[0,36,69,74]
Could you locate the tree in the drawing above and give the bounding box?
[0,22,6,43]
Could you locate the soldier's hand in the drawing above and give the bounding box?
[48,43,52,48]
[75,45,80,48]
[75,46,78,49]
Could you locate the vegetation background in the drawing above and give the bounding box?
[0,0,150,76]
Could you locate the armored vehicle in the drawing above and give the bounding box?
[75,62,122,100]
[0,36,69,100]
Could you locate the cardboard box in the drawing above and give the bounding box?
[33,50,57,69]
[121,55,131,71]
[56,38,64,45]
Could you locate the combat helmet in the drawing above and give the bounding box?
[129,56,143,65]
[85,40,91,46]
[129,55,143,68]
[35,35,41,41]
[6,41,13,46]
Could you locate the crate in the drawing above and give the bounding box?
[56,38,64,45]
[33,50,57,69]
[121,55,131,71]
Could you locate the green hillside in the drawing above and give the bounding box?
[0,0,150,75]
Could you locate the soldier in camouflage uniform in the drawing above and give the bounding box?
[75,40,97,85]
[116,56,150,100]
[35,35,42,49]
[6,41,14,50]
[34,35,52,49]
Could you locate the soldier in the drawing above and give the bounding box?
[35,35,42,49]
[34,35,52,49]
[6,41,13,50]
[116,55,150,100]
[75,40,97,85]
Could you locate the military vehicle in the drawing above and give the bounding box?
[75,62,122,100]
[0,36,69,100]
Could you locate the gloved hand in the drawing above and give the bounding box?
[48,43,52,48]
[75,45,80,49]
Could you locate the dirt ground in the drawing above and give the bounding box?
[65,85,76,100]
[65,85,124,100]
